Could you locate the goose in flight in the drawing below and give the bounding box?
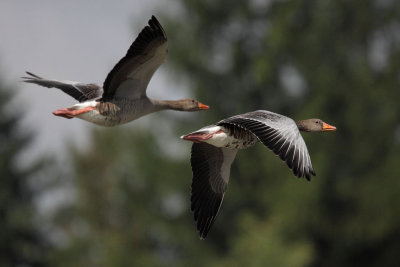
[22,16,209,127]
[181,110,336,238]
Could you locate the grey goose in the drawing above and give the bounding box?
[181,110,336,238]
[22,16,209,127]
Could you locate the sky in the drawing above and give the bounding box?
[0,0,187,164]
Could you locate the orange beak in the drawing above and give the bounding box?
[197,102,210,110]
[322,122,337,131]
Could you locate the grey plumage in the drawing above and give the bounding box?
[22,71,102,102]
[217,110,315,180]
[101,15,167,101]
[21,16,208,127]
[187,110,320,238]
[190,142,237,239]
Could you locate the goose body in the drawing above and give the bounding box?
[184,125,258,149]
[22,16,209,127]
[54,98,167,126]
[181,110,336,238]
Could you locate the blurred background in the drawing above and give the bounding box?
[1,0,400,266]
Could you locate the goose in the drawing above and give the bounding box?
[22,16,209,127]
[181,110,336,238]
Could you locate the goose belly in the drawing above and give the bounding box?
[78,111,147,127]
[75,99,152,127]
[77,110,119,126]
[204,127,258,149]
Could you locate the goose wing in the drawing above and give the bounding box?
[101,16,168,101]
[217,110,315,180]
[22,72,102,102]
[190,142,238,239]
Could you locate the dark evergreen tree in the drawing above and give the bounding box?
[0,81,48,266]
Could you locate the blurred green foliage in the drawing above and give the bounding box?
[162,0,400,265]
[0,82,48,266]
[3,0,400,266]
[50,0,400,266]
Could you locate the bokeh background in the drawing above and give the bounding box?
[1,0,400,266]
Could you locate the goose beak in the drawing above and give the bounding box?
[322,122,336,131]
[197,102,210,110]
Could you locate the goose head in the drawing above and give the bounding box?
[296,119,336,132]
[180,98,210,111]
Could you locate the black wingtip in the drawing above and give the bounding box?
[199,231,208,239]
[149,15,156,25]
[21,72,35,81]
[148,15,166,40]
[150,15,161,24]
[304,167,316,181]
[23,71,43,80]
[149,15,159,27]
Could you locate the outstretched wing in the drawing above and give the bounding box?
[190,142,237,239]
[217,110,315,180]
[101,16,168,101]
[22,72,102,102]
